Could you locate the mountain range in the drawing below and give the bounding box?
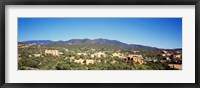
[21,38,181,51]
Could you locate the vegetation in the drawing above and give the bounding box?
[18,42,182,70]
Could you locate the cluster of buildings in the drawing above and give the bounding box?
[45,49,59,56]
[168,64,182,70]
[18,43,32,48]
[159,50,182,70]
[112,52,125,58]
[160,50,182,61]
[74,59,97,65]
[76,52,107,58]
[124,55,146,64]
[32,49,182,66]
[91,52,106,58]
[43,49,146,65]
[44,49,63,55]
[112,52,146,64]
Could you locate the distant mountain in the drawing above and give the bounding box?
[23,40,54,45]
[163,48,182,51]
[63,38,159,51]
[21,38,168,51]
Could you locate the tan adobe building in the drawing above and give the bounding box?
[173,54,182,58]
[74,59,85,64]
[91,52,106,58]
[160,50,182,60]
[85,60,94,65]
[18,43,32,48]
[34,54,41,57]
[132,51,140,54]
[124,55,146,64]
[77,53,87,56]
[168,64,182,70]
[74,59,95,65]
[112,52,125,58]
[45,49,59,56]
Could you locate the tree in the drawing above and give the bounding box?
[56,63,71,70]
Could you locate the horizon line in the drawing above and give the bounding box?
[18,38,182,49]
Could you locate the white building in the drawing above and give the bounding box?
[77,53,87,56]
[91,52,106,58]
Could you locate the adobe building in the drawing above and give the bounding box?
[173,54,182,58]
[85,60,94,65]
[124,55,146,64]
[45,49,59,56]
[168,64,182,70]
[159,50,182,60]
[34,54,41,57]
[74,59,85,64]
[74,59,94,65]
[91,52,106,58]
[112,52,125,58]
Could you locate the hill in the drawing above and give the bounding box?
[21,38,170,51]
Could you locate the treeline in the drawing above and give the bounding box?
[18,54,173,70]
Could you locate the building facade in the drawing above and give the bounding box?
[45,49,59,56]
[124,55,145,64]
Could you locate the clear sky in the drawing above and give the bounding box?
[18,18,182,49]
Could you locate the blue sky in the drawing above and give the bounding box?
[18,18,182,49]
